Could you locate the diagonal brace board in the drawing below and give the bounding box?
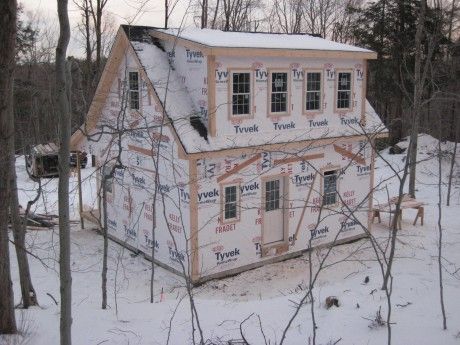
[333,144,366,165]
[292,171,319,246]
[217,153,261,183]
[128,144,156,157]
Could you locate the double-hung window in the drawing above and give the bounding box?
[305,71,322,112]
[323,170,337,206]
[270,72,288,114]
[265,179,280,211]
[224,185,239,221]
[129,71,140,110]
[231,72,251,116]
[336,72,352,110]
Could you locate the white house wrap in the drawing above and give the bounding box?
[71,25,388,284]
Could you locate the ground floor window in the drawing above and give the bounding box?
[323,170,337,206]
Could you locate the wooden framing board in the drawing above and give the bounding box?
[207,55,217,137]
[360,60,368,125]
[367,139,376,231]
[216,153,261,183]
[333,144,366,165]
[189,159,200,283]
[292,172,319,246]
[127,144,155,157]
[273,153,324,166]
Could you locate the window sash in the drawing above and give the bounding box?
[337,72,351,109]
[270,72,288,114]
[305,72,322,111]
[323,172,337,206]
[129,71,140,110]
[265,180,280,212]
[232,72,251,116]
[224,185,238,220]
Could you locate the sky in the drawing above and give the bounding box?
[20,0,194,56]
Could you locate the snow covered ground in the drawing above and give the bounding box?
[4,134,460,345]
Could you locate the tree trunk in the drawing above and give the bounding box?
[84,0,92,107]
[9,153,38,308]
[408,0,427,198]
[56,0,72,344]
[447,102,458,206]
[101,172,108,310]
[0,0,18,334]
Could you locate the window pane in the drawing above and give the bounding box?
[337,91,350,109]
[130,91,139,110]
[270,72,288,113]
[272,73,287,92]
[129,72,139,91]
[338,72,351,91]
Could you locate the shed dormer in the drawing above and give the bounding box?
[150,28,376,140]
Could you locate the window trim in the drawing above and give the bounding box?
[334,69,354,113]
[320,166,341,208]
[228,69,254,120]
[302,69,324,115]
[268,69,291,117]
[128,70,141,112]
[220,181,241,224]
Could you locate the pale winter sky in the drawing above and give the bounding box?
[20,0,194,56]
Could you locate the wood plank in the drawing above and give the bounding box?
[189,159,200,283]
[273,153,324,166]
[292,172,318,246]
[207,55,216,137]
[333,144,366,165]
[128,144,155,157]
[216,153,261,183]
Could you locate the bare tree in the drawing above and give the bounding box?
[56,0,72,343]
[270,0,303,33]
[0,0,18,334]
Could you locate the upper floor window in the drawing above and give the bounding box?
[223,184,239,221]
[129,71,140,110]
[231,72,251,116]
[336,72,352,110]
[323,170,338,206]
[270,71,288,114]
[305,71,322,112]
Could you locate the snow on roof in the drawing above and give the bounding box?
[132,40,386,155]
[155,27,374,53]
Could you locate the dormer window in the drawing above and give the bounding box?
[269,71,289,115]
[129,71,140,110]
[305,71,323,112]
[231,71,251,116]
[336,71,352,110]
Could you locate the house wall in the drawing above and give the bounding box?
[194,137,373,281]
[77,48,191,275]
[213,56,365,137]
